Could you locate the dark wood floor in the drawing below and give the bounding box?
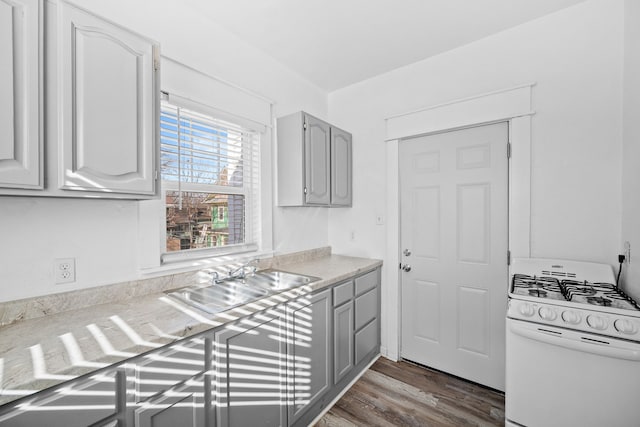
[315,357,505,427]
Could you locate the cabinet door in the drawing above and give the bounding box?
[333,301,354,384]
[215,306,288,427]
[355,319,379,366]
[0,0,42,189]
[287,289,331,424]
[0,368,120,427]
[330,127,352,206]
[304,114,330,205]
[135,373,206,427]
[134,336,207,404]
[57,1,158,196]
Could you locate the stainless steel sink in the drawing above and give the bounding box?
[165,269,319,315]
[167,281,269,315]
[244,269,318,291]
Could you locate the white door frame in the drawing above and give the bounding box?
[383,83,535,361]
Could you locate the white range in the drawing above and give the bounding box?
[506,258,640,427]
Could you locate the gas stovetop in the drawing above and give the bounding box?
[511,274,640,311]
[508,258,640,341]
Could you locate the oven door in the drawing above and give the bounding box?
[506,318,640,427]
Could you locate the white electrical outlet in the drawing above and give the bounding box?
[54,258,76,284]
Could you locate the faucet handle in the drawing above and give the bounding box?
[210,271,220,284]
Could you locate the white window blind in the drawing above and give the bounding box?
[160,97,261,262]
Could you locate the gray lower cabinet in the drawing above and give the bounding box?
[333,300,354,384]
[287,289,332,425]
[135,373,206,427]
[333,270,381,388]
[131,336,210,427]
[0,267,381,427]
[0,368,121,427]
[214,305,288,427]
[353,271,381,368]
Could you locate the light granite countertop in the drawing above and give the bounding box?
[0,252,381,406]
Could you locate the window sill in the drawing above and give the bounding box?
[139,248,274,277]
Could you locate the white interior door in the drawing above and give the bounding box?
[400,122,509,391]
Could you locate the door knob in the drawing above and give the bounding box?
[401,264,411,272]
[403,249,412,257]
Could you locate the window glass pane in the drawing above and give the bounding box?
[160,105,245,188]
[165,191,245,252]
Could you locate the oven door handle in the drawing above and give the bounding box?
[510,322,640,361]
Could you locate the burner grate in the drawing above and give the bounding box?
[511,274,640,311]
[511,274,565,300]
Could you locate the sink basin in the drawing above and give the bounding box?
[167,281,269,315]
[165,269,319,315]
[245,269,319,291]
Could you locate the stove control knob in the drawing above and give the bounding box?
[561,310,581,325]
[586,315,608,330]
[538,306,557,321]
[614,319,637,335]
[518,303,535,317]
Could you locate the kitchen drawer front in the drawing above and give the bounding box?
[135,336,207,403]
[333,280,353,307]
[0,369,120,427]
[355,288,377,331]
[355,319,378,366]
[355,270,378,296]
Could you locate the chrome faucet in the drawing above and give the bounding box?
[227,259,259,280]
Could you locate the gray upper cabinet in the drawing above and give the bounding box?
[57,1,158,196]
[277,111,352,207]
[304,115,331,205]
[0,0,42,189]
[330,126,352,207]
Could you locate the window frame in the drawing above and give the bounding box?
[158,95,262,264]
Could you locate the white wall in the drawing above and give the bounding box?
[327,0,624,352]
[622,0,640,300]
[0,0,329,302]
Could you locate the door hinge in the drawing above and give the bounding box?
[154,170,158,180]
[303,122,307,130]
[507,250,511,266]
[507,142,512,159]
[303,187,308,194]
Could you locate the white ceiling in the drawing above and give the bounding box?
[182,0,587,91]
